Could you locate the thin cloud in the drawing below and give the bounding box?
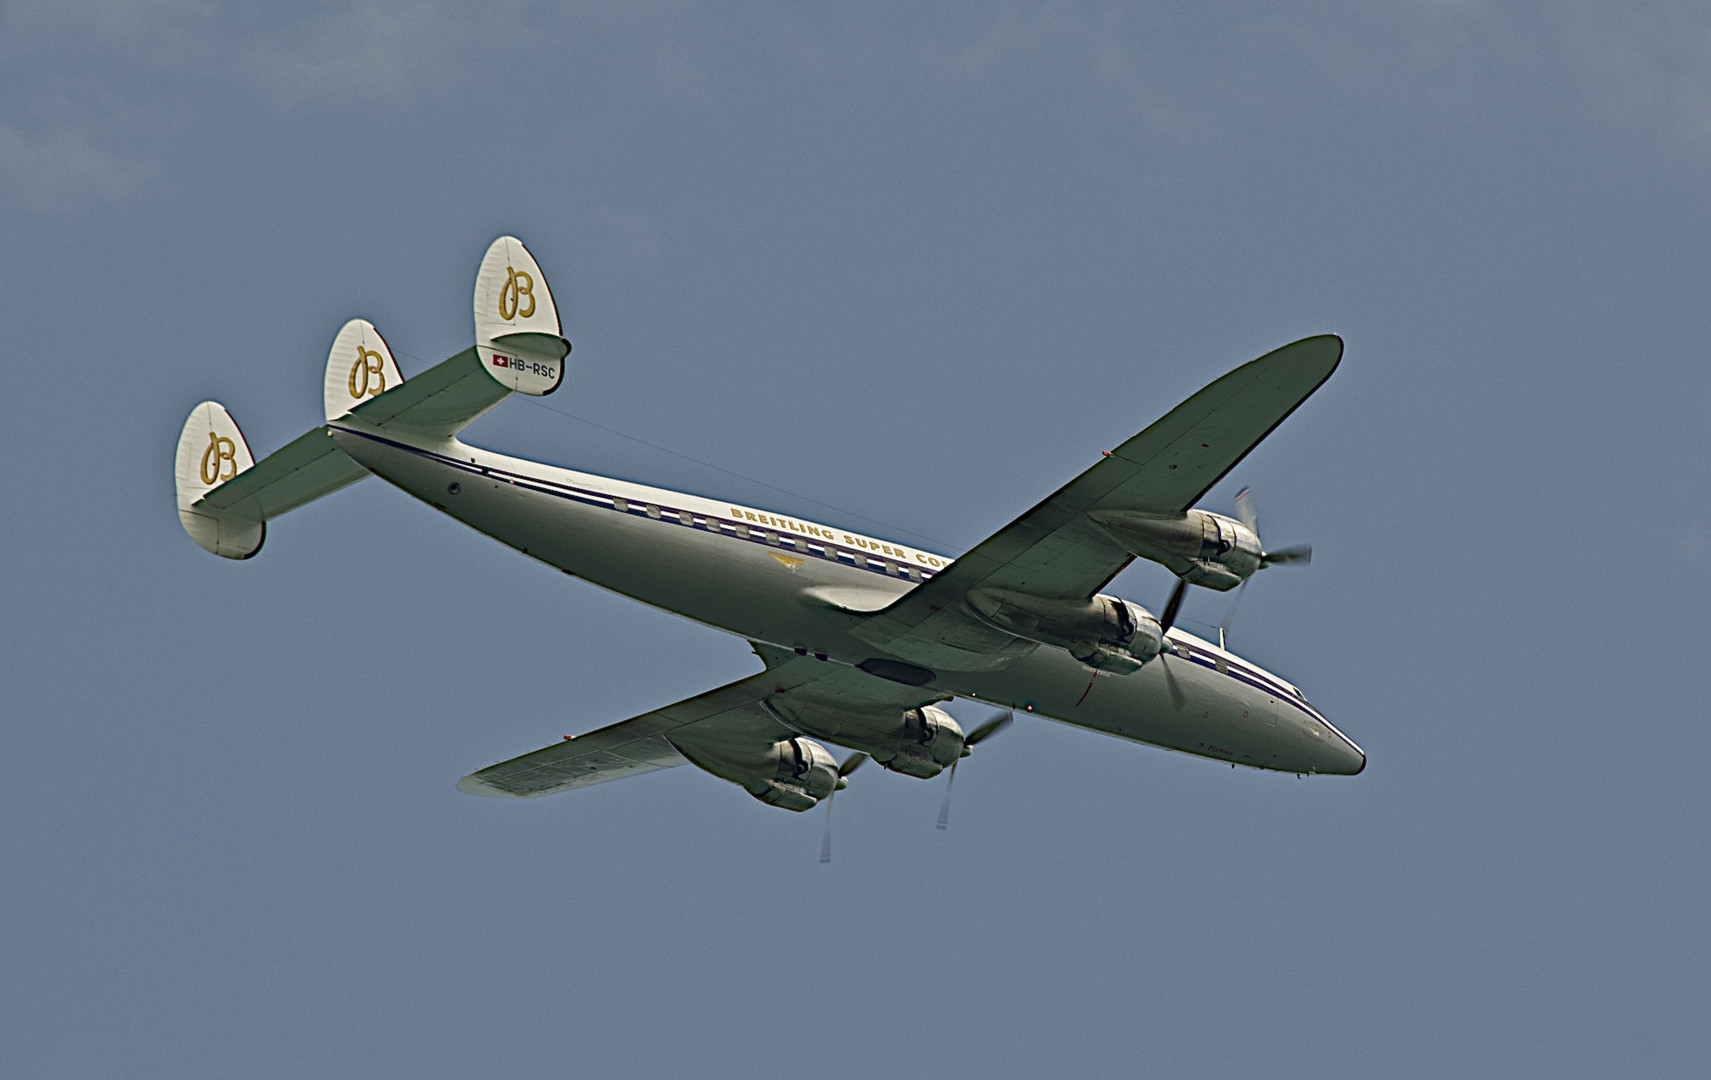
[0,123,146,210]
[244,1,528,106]
[592,209,668,269]
[1557,3,1711,157]
[0,0,213,67]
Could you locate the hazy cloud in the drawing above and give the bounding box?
[244,2,477,105]
[0,123,147,209]
[1557,3,1711,156]
[1,0,211,40]
[591,208,668,268]
[1261,1,1711,160]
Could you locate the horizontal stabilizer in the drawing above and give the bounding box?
[194,425,368,520]
[340,347,509,438]
[174,236,571,559]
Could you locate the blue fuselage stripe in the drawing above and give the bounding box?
[337,424,1349,745]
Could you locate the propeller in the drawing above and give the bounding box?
[937,710,1013,831]
[1151,577,1192,706]
[1218,577,1249,650]
[819,752,868,864]
[1234,487,1312,569]
[1219,488,1312,647]
[1157,577,1188,635]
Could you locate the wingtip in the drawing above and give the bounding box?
[1266,333,1344,384]
[455,774,514,797]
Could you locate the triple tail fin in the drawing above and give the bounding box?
[324,318,404,421]
[174,401,266,559]
[473,235,569,396]
[174,235,570,558]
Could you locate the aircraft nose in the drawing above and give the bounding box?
[1320,726,1365,775]
[1296,705,1365,775]
[1339,740,1366,775]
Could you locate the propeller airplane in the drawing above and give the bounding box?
[174,236,1364,840]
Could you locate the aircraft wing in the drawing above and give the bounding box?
[457,656,941,798]
[851,335,1341,668]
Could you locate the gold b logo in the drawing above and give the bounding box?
[200,430,238,485]
[499,265,536,321]
[347,345,387,399]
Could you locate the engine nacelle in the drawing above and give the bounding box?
[742,737,840,811]
[667,730,839,812]
[1088,508,1261,591]
[965,588,1164,675]
[872,705,965,779]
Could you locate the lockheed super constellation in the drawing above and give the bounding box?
[174,237,1363,843]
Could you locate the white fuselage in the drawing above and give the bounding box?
[331,425,1365,776]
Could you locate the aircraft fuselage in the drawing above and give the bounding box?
[332,425,1365,777]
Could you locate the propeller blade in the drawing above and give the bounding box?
[1159,652,1189,709]
[1261,544,1312,567]
[965,709,1013,748]
[1158,577,1188,634]
[1219,576,1250,646]
[820,753,868,864]
[936,757,958,830]
[819,786,837,863]
[1233,486,1258,532]
[939,711,1010,831]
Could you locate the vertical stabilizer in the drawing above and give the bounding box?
[473,235,569,396]
[174,401,265,559]
[324,318,404,422]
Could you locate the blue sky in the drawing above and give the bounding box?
[4,3,1709,1077]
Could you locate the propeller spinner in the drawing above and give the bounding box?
[1234,487,1311,570]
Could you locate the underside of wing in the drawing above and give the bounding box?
[457,656,944,805]
[455,726,688,798]
[852,335,1341,666]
